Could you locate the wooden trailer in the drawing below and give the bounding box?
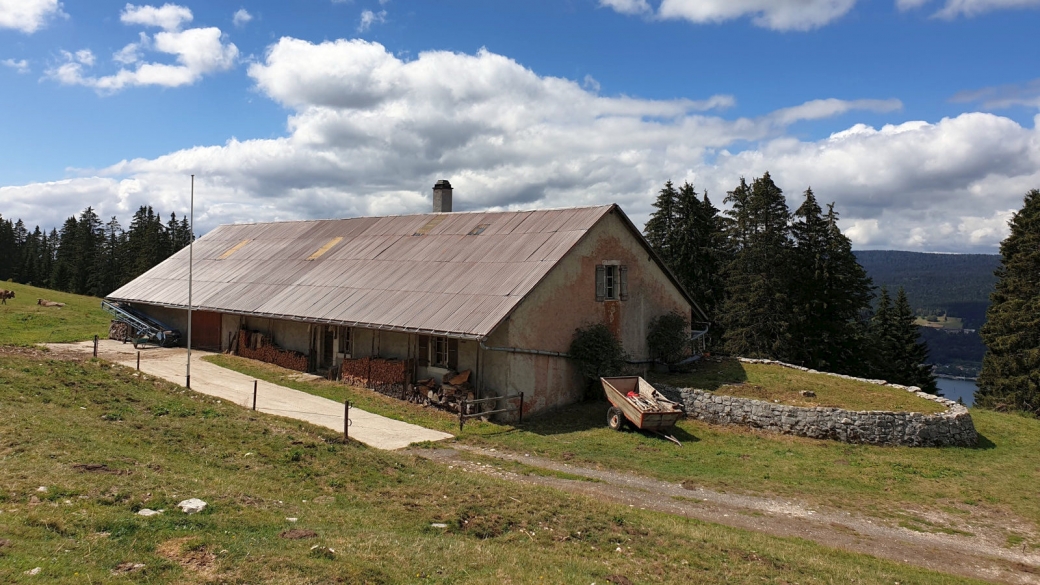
[600,376,684,444]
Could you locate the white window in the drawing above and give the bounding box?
[433,336,448,366]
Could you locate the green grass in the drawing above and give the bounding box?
[0,282,110,345]
[462,400,1040,541]
[207,353,1040,543]
[0,352,984,584]
[651,359,946,413]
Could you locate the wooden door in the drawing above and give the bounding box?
[190,311,221,351]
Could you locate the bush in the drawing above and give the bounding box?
[569,323,628,384]
[647,311,690,365]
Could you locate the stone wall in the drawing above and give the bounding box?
[655,358,978,447]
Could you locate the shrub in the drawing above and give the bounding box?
[569,323,628,384]
[647,311,690,365]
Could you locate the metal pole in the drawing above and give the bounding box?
[93,335,98,358]
[187,174,194,389]
[137,351,140,371]
[253,380,258,411]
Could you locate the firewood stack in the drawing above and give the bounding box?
[337,357,413,400]
[108,321,134,341]
[235,328,308,372]
[417,369,475,413]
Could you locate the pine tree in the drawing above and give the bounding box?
[0,215,15,282]
[892,288,938,393]
[790,191,873,373]
[977,189,1040,414]
[645,181,679,265]
[719,172,794,359]
[869,286,898,382]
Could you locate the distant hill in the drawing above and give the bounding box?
[854,250,1000,329]
[854,250,1000,377]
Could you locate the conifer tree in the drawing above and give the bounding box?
[790,190,873,372]
[0,215,15,282]
[719,172,793,359]
[893,288,938,393]
[977,189,1040,414]
[645,181,679,265]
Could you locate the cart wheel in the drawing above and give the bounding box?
[607,407,625,431]
[132,339,139,349]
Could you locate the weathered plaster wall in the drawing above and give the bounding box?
[656,359,978,448]
[483,210,691,418]
[241,317,310,355]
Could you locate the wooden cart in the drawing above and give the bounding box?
[600,376,684,445]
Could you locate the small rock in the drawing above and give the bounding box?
[25,567,41,576]
[137,508,162,517]
[177,498,207,514]
[430,523,448,528]
[36,486,47,493]
[801,390,816,398]
[285,517,298,523]
[28,496,40,504]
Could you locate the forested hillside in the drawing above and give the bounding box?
[854,250,999,327]
[0,206,191,298]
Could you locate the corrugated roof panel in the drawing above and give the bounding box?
[107,205,617,337]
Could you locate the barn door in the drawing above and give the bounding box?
[190,311,221,351]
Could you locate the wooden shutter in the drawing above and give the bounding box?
[417,335,430,367]
[595,265,605,301]
[448,338,459,370]
[619,265,629,301]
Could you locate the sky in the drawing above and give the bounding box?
[1,0,1039,253]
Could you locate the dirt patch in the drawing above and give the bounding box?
[280,529,318,540]
[156,537,216,579]
[111,562,146,575]
[72,463,130,475]
[606,575,633,585]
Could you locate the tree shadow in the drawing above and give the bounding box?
[648,358,749,391]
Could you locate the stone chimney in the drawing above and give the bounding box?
[433,179,452,213]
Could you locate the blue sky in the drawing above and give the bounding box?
[1,0,1039,252]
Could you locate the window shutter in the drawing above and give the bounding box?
[417,335,429,367]
[448,338,459,370]
[619,265,629,301]
[595,265,605,302]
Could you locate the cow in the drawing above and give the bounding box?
[37,298,65,307]
[0,289,13,304]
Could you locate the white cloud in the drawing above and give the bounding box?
[232,8,252,27]
[357,9,386,32]
[0,0,65,33]
[2,58,29,73]
[951,78,1040,109]
[10,40,1034,253]
[47,15,238,93]
[120,3,193,30]
[648,0,859,31]
[898,0,1040,17]
[599,0,652,15]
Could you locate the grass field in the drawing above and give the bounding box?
[207,354,1040,546]
[0,351,984,584]
[0,282,110,345]
[651,359,946,413]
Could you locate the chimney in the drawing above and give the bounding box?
[433,179,452,213]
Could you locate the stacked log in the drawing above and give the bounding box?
[109,321,134,341]
[236,328,308,372]
[419,370,475,413]
[338,357,413,401]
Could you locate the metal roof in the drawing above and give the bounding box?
[107,205,637,339]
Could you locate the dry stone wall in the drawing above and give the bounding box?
[655,358,978,447]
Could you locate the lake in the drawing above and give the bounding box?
[936,378,977,406]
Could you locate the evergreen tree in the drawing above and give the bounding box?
[977,189,1040,414]
[892,288,938,393]
[645,181,679,265]
[719,172,794,359]
[789,191,873,373]
[0,215,15,282]
[50,216,78,292]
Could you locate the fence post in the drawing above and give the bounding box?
[136,351,140,371]
[459,400,465,433]
[93,335,99,358]
[252,380,258,411]
[344,400,350,441]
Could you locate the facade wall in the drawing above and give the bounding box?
[483,211,692,417]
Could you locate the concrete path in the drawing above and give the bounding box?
[55,340,453,450]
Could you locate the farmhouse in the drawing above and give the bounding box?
[106,181,706,417]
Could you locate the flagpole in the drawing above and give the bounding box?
[187,174,194,389]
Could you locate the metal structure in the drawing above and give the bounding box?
[101,300,181,348]
[601,376,683,445]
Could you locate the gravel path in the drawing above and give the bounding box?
[409,445,1040,584]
